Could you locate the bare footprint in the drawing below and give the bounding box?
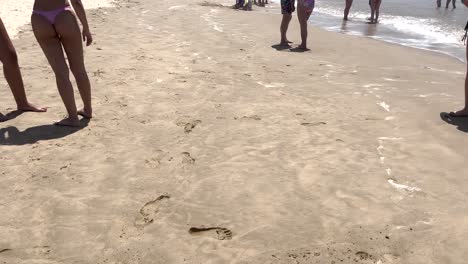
[188,227,233,240]
[135,195,170,227]
[182,152,195,164]
[177,120,202,133]
[301,122,326,127]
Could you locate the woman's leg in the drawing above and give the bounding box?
[32,14,80,127]
[344,0,353,20]
[297,5,311,49]
[375,0,382,22]
[54,11,92,118]
[451,40,468,116]
[370,0,376,23]
[0,18,45,112]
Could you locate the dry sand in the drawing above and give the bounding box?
[1,0,468,263]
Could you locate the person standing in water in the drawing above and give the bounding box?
[344,0,353,20]
[450,0,468,117]
[280,0,295,46]
[446,0,456,8]
[31,0,93,127]
[296,0,315,50]
[0,17,46,122]
[369,0,382,24]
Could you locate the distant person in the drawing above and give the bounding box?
[369,0,382,24]
[0,17,46,122]
[450,0,468,117]
[280,0,295,45]
[344,0,353,20]
[32,0,93,127]
[446,0,456,8]
[297,0,315,50]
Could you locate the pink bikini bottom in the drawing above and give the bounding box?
[33,6,73,25]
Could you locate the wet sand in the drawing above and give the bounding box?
[1,0,468,263]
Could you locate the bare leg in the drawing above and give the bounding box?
[0,18,46,112]
[32,14,80,127]
[344,0,353,20]
[375,0,381,22]
[453,0,456,8]
[437,0,442,7]
[55,12,92,119]
[370,0,376,23]
[280,14,292,45]
[446,0,451,8]
[297,5,312,49]
[451,43,468,116]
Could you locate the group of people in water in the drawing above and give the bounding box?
[1,0,468,127]
[0,0,92,127]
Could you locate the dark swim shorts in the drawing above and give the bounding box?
[281,0,293,14]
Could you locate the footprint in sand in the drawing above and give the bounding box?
[177,120,202,133]
[301,122,326,127]
[135,195,170,227]
[188,227,233,240]
[181,152,195,164]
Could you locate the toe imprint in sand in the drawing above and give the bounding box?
[301,122,326,127]
[177,120,202,133]
[135,195,170,227]
[188,227,233,240]
[181,152,195,164]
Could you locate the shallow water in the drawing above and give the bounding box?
[311,0,468,61]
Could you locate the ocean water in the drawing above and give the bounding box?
[0,0,114,38]
[310,0,468,61]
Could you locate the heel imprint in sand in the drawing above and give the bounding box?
[135,195,170,227]
[188,227,233,240]
[177,120,202,133]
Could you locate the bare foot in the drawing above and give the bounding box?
[78,108,93,119]
[297,44,308,50]
[54,117,81,127]
[18,102,47,112]
[449,109,468,117]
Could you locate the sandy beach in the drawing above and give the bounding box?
[1,0,468,263]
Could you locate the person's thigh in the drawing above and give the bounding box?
[31,14,69,76]
[0,18,17,64]
[54,12,85,74]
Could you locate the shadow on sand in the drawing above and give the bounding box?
[271,44,292,51]
[440,112,468,133]
[0,119,89,145]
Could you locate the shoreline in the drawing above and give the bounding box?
[1,0,468,263]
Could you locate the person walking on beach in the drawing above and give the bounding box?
[446,0,456,8]
[296,0,315,50]
[0,17,46,122]
[344,0,353,20]
[31,0,93,127]
[369,0,382,24]
[450,0,468,117]
[280,0,295,45]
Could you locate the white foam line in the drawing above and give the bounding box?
[377,102,390,112]
[385,116,395,121]
[168,5,186,10]
[257,81,285,88]
[388,179,421,193]
[384,78,408,82]
[363,84,384,88]
[378,137,402,141]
